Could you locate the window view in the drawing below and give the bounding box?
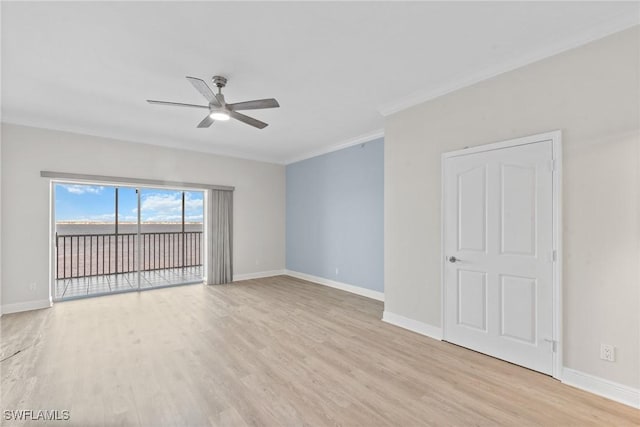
[54,182,204,300]
[139,189,204,289]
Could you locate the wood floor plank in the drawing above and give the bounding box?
[1,275,638,426]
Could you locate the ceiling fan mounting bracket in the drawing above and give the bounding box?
[212,75,227,88]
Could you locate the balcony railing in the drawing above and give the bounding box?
[55,231,203,280]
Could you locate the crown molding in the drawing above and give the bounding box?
[1,118,284,165]
[284,128,384,165]
[379,16,640,117]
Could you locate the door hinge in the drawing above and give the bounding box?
[548,159,557,172]
[544,338,558,353]
[551,250,557,262]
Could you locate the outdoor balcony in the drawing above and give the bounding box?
[54,230,203,300]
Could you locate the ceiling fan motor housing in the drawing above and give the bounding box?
[212,75,227,88]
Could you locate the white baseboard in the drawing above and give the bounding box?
[562,368,640,409]
[233,269,285,282]
[284,270,384,302]
[382,310,443,341]
[2,298,52,315]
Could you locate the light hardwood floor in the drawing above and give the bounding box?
[1,276,638,426]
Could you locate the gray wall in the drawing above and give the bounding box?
[1,124,286,310]
[286,138,384,292]
[385,27,639,388]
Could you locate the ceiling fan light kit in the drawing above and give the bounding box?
[209,110,230,121]
[147,75,279,129]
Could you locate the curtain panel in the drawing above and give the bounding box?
[206,189,233,284]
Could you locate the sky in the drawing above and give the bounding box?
[55,183,204,223]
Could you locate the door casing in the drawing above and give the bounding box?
[440,130,563,380]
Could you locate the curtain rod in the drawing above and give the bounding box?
[40,171,235,192]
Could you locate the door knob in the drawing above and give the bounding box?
[448,256,459,263]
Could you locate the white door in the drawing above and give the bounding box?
[443,137,556,375]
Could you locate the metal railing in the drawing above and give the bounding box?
[55,231,202,279]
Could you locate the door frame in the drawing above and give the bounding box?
[440,130,563,380]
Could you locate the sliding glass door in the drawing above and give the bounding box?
[138,188,204,289]
[54,183,119,299]
[54,182,204,301]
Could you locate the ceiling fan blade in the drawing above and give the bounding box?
[197,114,215,128]
[227,98,280,111]
[186,76,221,106]
[230,111,268,129]
[147,100,209,109]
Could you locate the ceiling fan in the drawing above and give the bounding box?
[147,75,279,129]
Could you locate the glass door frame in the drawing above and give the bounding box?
[50,179,206,302]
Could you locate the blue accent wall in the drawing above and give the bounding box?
[286,138,384,292]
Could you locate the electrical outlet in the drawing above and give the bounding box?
[600,344,615,362]
[335,268,339,276]
[29,282,36,291]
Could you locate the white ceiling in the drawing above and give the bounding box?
[2,2,638,164]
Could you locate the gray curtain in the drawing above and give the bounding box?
[207,189,233,284]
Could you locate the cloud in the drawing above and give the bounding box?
[57,213,115,223]
[57,213,142,223]
[137,192,203,219]
[57,212,204,223]
[90,213,115,221]
[61,184,105,195]
[139,193,182,213]
[142,214,203,223]
[56,189,204,223]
